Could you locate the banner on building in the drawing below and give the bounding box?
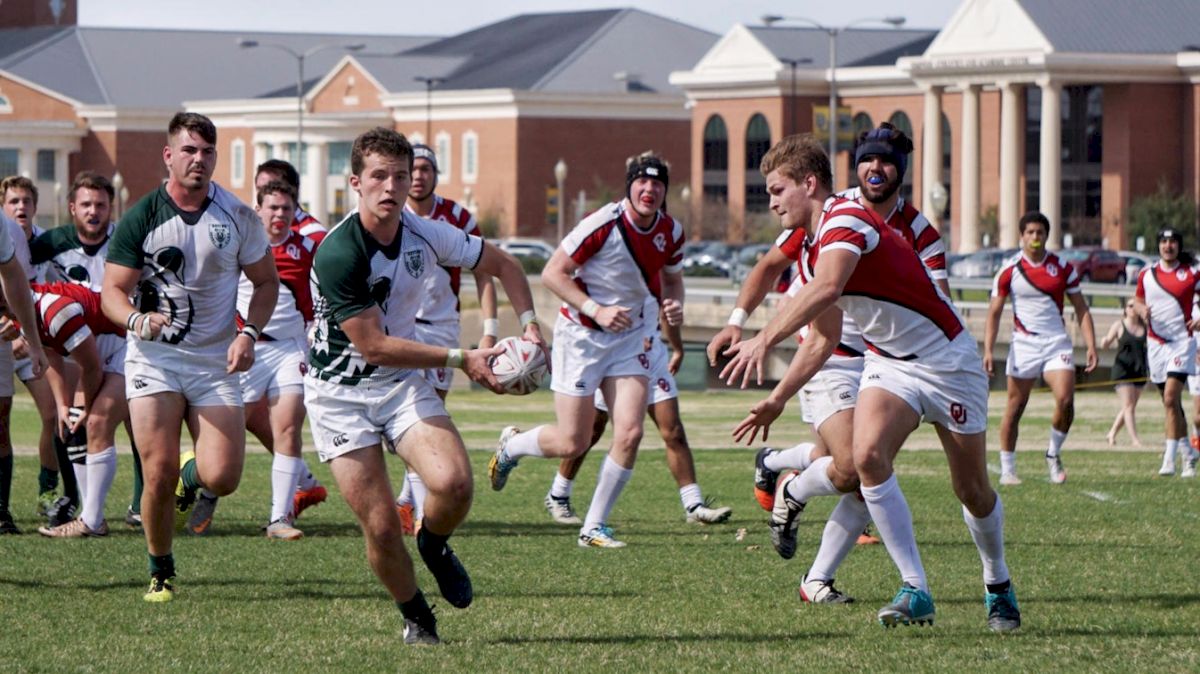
[812,106,855,152]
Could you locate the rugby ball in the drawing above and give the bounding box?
[490,336,548,395]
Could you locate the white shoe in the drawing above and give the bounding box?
[999,472,1022,486]
[578,524,626,548]
[799,574,855,604]
[544,494,582,525]
[685,499,732,524]
[1182,452,1197,478]
[1159,452,1176,476]
[1046,455,1066,484]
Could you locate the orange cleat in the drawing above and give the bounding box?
[857,524,881,546]
[293,485,328,520]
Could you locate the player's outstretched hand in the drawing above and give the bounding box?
[732,395,786,445]
[706,324,741,367]
[1085,347,1098,373]
[521,321,550,371]
[719,333,767,388]
[463,344,506,393]
[595,305,633,332]
[983,350,994,377]
[668,347,683,375]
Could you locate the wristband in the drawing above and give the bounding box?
[518,310,538,328]
[239,323,261,342]
[581,299,600,319]
[126,311,143,331]
[483,318,500,337]
[727,307,749,328]
[138,315,155,341]
[446,348,464,369]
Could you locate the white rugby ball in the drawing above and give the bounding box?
[490,336,548,395]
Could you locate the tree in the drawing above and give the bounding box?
[1126,181,1198,250]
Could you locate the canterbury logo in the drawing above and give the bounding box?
[332,433,349,447]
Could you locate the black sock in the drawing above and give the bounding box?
[148,553,175,580]
[53,435,80,507]
[0,454,12,513]
[130,440,144,514]
[416,527,448,559]
[38,466,58,494]
[397,590,433,622]
[986,580,1011,595]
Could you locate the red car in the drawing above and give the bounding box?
[1057,247,1126,284]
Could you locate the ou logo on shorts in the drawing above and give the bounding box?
[950,402,967,425]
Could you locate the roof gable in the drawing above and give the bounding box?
[926,0,1051,56]
[308,57,388,113]
[690,24,781,73]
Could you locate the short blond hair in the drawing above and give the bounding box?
[759,134,831,190]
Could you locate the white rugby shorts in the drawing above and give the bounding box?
[550,317,650,397]
[1006,332,1074,379]
[304,372,447,462]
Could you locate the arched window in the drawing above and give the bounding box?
[702,115,728,202]
[939,112,952,219]
[745,114,771,212]
[888,111,914,202]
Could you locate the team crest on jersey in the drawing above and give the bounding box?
[208,222,231,249]
[1179,269,1189,281]
[404,249,424,278]
[286,243,300,260]
[653,233,667,252]
[1047,264,1058,277]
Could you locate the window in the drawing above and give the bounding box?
[1024,84,1103,242]
[285,143,308,176]
[745,114,771,212]
[230,139,245,188]
[887,111,914,202]
[435,132,451,184]
[327,142,352,176]
[0,93,10,114]
[462,131,478,184]
[0,149,17,178]
[702,115,728,203]
[36,149,55,182]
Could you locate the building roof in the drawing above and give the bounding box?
[1016,0,1200,54]
[0,26,433,107]
[747,26,937,68]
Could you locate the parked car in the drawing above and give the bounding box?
[731,243,771,285]
[682,241,734,277]
[496,237,555,261]
[948,248,1019,279]
[1057,247,1126,283]
[1118,251,1155,285]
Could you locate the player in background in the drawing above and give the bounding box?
[1133,228,1200,477]
[0,176,69,521]
[489,152,685,549]
[255,159,327,245]
[724,134,1019,632]
[306,127,544,644]
[393,144,499,534]
[102,112,279,602]
[0,208,49,534]
[984,211,1097,485]
[542,295,731,526]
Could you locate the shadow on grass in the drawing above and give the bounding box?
[488,630,852,645]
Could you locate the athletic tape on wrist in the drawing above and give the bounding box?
[728,307,749,328]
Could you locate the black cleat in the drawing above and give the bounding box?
[403,614,441,645]
[0,510,20,535]
[417,530,473,609]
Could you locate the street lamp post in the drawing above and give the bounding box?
[777,58,812,134]
[110,171,123,219]
[762,14,905,183]
[414,76,446,144]
[554,159,568,244]
[238,38,365,165]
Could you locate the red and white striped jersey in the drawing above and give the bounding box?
[779,229,866,359]
[839,188,947,280]
[1137,261,1200,343]
[813,196,965,361]
[31,281,122,356]
[238,229,315,347]
[405,195,479,325]
[559,201,684,332]
[991,252,1080,337]
[292,208,326,246]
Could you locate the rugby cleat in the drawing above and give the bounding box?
[0,510,20,535]
[578,524,626,549]
[124,508,143,528]
[186,493,218,536]
[266,518,304,541]
[403,614,440,646]
[1159,450,1176,477]
[36,490,57,517]
[878,583,935,627]
[753,447,781,511]
[857,523,881,545]
[417,530,473,609]
[1182,448,1198,479]
[985,586,1021,632]
[686,498,732,524]
[768,471,805,560]
[397,502,416,535]
[143,576,176,603]
[44,496,76,528]
[38,518,108,538]
[544,494,582,525]
[999,472,1022,486]
[488,426,521,491]
[293,484,327,519]
[799,574,855,604]
[1046,454,1067,484]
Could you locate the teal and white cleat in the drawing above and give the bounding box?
[578,524,626,548]
[985,586,1021,632]
[878,583,935,627]
[488,426,521,491]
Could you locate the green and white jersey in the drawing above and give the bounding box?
[30,222,116,291]
[107,182,269,359]
[309,210,484,386]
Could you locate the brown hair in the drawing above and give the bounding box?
[167,111,217,145]
[759,134,831,191]
[0,175,37,205]
[256,179,298,207]
[351,127,412,176]
[69,170,114,202]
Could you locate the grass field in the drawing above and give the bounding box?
[1,388,1198,672]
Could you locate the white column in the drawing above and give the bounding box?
[253,141,268,174]
[1039,79,1063,249]
[16,144,34,178]
[921,85,944,231]
[272,143,287,161]
[307,141,328,224]
[959,83,981,253]
[998,81,1022,249]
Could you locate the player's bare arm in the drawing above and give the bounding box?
[229,253,279,374]
[471,264,499,349]
[1066,291,1098,372]
[982,293,1006,376]
[541,248,632,332]
[473,242,545,348]
[706,245,793,365]
[0,257,46,378]
[101,262,170,340]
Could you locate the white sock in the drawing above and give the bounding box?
[73,461,88,503]
[549,472,574,500]
[1177,437,1190,459]
[679,483,702,512]
[505,425,546,460]
[581,455,633,533]
[1047,428,1067,457]
[1000,450,1017,475]
[807,493,872,582]
[81,447,117,530]
[861,474,927,592]
[765,442,815,472]
[396,471,413,505]
[200,488,217,499]
[408,472,428,521]
[296,462,318,491]
[962,494,1010,587]
[1164,438,1178,461]
[785,456,840,503]
[270,453,304,522]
